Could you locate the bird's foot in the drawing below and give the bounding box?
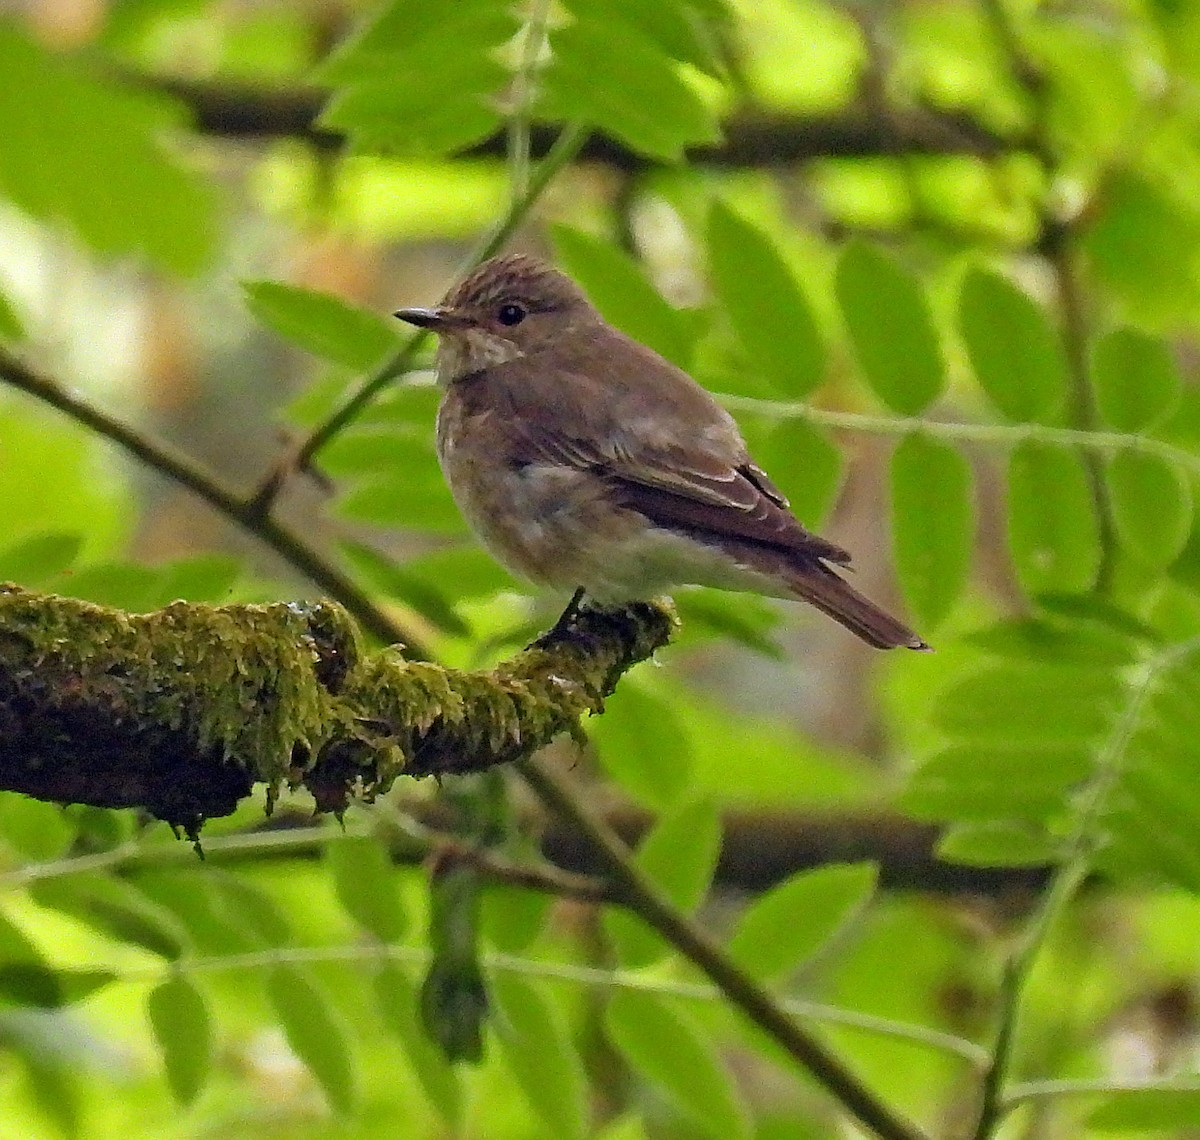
[527,587,587,650]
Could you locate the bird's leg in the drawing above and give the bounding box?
[529,587,587,649]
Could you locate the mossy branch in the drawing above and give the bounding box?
[0,584,672,839]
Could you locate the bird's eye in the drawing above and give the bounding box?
[496,302,527,327]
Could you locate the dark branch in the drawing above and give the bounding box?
[144,74,1017,165]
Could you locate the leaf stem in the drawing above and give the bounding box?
[969,637,1200,1139]
[716,394,1200,481]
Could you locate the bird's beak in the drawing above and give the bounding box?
[393,306,468,331]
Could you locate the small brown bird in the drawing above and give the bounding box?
[395,254,927,650]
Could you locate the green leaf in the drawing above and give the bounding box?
[0,793,75,860]
[902,746,1093,822]
[1087,1088,1200,1130]
[374,963,462,1123]
[148,554,242,605]
[936,822,1059,866]
[552,226,693,368]
[890,434,972,628]
[147,976,212,1106]
[934,663,1120,746]
[1082,172,1200,325]
[267,964,358,1116]
[0,286,23,341]
[317,0,513,154]
[31,873,189,960]
[959,267,1068,423]
[544,18,719,161]
[0,25,215,273]
[1007,442,1102,596]
[340,540,470,637]
[561,0,725,74]
[606,797,720,966]
[491,974,588,1140]
[590,682,693,809]
[243,281,400,370]
[836,241,945,414]
[606,990,751,1140]
[1106,450,1193,568]
[727,863,876,982]
[326,834,408,942]
[967,615,1143,667]
[0,965,116,1008]
[336,461,464,533]
[1091,327,1181,432]
[0,534,80,588]
[708,202,825,397]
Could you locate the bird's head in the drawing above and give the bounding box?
[395,254,595,383]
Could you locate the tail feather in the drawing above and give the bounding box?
[788,562,930,651]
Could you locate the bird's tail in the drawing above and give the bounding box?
[787,562,929,651]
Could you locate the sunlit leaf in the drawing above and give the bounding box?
[1007,442,1101,596]
[727,863,877,982]
[267,964,358,1115]
[606,990,751,1140]
[606,797,720,966]
[836,241,945,414]
[0,965,116,1008]
[492,974,588,1140]
[1087,1088,1200,1130]
[147,976,212,1105]
[708,202,825,396]
[1091,327,1181,432]
[936,822,1059,866]
[340,540,470,637]
[0,25,216,272]
[891,433,972,628]
[31,874,189,960]
[903,746,1092,821]
[544,18,719,160]
[375,963,462,1123]
[1106,449,1192,568]
[243,281,400,370]
[590,682,693,809]
[0,533,81,586]
[959,268,1068,423]
[326,834,408,942]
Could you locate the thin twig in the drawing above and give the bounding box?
[517,756,931,1140]
[0,348,424,654]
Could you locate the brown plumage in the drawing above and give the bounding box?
[396,254,928,651]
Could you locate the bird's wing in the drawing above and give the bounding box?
[484,343,852,565]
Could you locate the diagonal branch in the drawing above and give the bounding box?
[0,346,428,656]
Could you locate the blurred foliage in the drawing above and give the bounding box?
[1,0,1200,1138]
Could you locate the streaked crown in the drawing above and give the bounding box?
[443,254,590,314]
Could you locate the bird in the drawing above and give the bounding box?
[394,253,928,651]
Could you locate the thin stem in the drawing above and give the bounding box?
[969,637,1200,1139]
[0,347,423,653]
[106,939,985,1068]
[715,394,1200,481]
[517,756,931,1140]
[1005,1076,1200,1108]
[507,0,553,205]
[247,121,590,514]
